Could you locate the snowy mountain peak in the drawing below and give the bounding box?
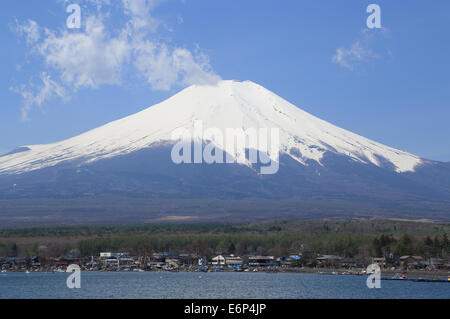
[0,80,422,175]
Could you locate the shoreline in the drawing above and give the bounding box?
[3,268,449,280]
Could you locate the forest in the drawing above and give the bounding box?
[0,220,448,259]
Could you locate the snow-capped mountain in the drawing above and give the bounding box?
[0,80,449,225]
[0,80,422,175]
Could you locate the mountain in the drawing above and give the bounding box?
[0,80,449,225]
[0,80,423,175]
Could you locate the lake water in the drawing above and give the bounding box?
[0,272,448,299]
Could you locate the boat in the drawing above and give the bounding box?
[392,273,408,280]
[412,278,449,283]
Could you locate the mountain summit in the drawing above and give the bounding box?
[0,80,422,175]
[0,80,449,225]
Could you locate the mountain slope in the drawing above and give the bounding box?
[0,80,422,175]
[0,80,448,225]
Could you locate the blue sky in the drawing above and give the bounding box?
[1,0,449,161]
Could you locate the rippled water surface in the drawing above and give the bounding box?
[0,272,448,299]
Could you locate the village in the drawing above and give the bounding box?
[1,251,448,279]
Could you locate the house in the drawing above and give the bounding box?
[372,257,386,267]
[117,257,135,268]
[399,256,423,266]
[278,255,302,267]
[422,258,445,270]
[100,252,134,268]
[179,253,196,265]
[211,255,226,266]
[248,256,276,267]
[165,258,181,268]
[340,258,364,268]
[386,253,399,265]
[289,255,302,261]
[55,261,69,267]
[316,255,342,267]
[225,255,244,267]
[151,252,177,263]
[198,258,207,267]
[5,257,27,265]
[100,252,127,259]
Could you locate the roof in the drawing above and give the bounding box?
[212,255,225,260]
[400,255,423,260]
[317,255,342,260]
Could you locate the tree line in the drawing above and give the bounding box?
[372,233,449,258]
[1,220,448,259]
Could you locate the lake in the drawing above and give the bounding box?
[0,272,448,299]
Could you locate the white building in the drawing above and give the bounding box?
[100,252,127,258]
[225,255,244,267]
[211,255,226,266]
[248,256,276,267]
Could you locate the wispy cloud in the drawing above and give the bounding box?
[10,73,67,121]
[11,19,40,45]
[38,15,131,90]
[12,0,221,120]
[332,28,390,70]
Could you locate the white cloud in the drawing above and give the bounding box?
[133,42,221,90]
[12,19,40,45]
[12,0,221,119]
[39,15,131,89]
[10,73,67,121]
[172,48,221,87]
[332,41,377,70]
[332,28,389,70]
[122,0,163,32]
